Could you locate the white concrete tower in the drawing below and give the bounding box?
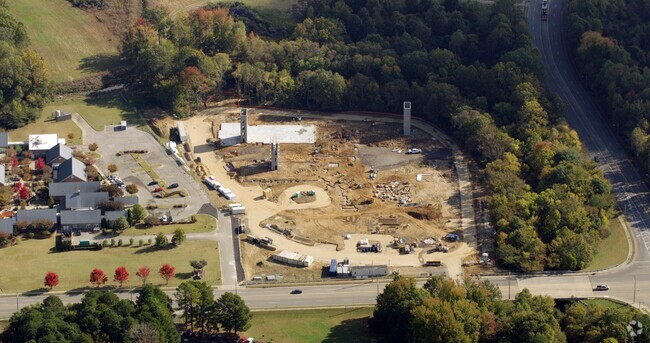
[403,101,411,136]
[271,141,280,171]
[240,108,248,143]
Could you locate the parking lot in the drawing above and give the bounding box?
[88,125,209,219]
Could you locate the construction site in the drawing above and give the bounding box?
[154,105,477,280]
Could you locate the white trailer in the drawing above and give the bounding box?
[230,206,246,215]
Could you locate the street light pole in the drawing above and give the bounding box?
[633,276,636,304]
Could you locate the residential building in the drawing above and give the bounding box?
[57,158,86,182]
[105,210,127,222]
[28,134,64,156]
[0,217,15,235]
[63,192,109,210]
[60,210,101,232]
[15,209,57,228]
[49,181,100,199]
[45,143,72,167]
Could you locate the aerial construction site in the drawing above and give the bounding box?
[165,105,478,281]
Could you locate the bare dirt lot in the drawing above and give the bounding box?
[179,108,473,279]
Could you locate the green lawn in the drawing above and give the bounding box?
[0,238,220,292]
[7,0,120,82]
[579,299,643,316]
[8,106,82,146]
[121,214,216,236]
[46,93,144,131]
[242,307,376,343]
[585,216,630,271]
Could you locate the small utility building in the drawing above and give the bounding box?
[177,122,187,143]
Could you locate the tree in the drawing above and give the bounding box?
[107,164,118,173]
[172,229,185,245]
[101,184,124,197]
[99,200,125,211]
[155,232,168,248]
[215,292,251,334]
[89,268,108,287]
[47,195,55,208]
[114,266,129,287]
[35,157,45,171]
[134,285,178,342]
[126,184,138,194]
[19,185,29,200]
[136,266,151,286]
[88,142,98,151]
[44,272,59,290]
[144,216,158,227]
[11,156,18,168]
[130,204,147,224]
[127,323,161,343]
[175,281,214,331]
[159,264,175,285]
[112,217,129,232]
[373,277,428,340]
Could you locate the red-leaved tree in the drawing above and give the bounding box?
[19,186,30,200]
[11,156,18,168]
[114,266,129,287]
[13,181,22,193]
[35,157,45,171]
[136,266,150,286]
[159,264,175,285]
[89,268,108,287]
[44,272,59,290]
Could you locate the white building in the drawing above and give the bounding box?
[29,134,65,155]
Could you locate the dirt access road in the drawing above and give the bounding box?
[183,109,476,279]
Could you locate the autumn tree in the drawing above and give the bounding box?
[19,185,29,200]
[44,272,59,290]
[88,142,98,151]
[136,266,151,286]
[107,164,118,173]
[114,266,129,287]
[89,268,108,287]
[159,264,175,285]
[126,184,138,194]
[35,157,45,171]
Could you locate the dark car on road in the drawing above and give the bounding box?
[290,289,303,295]
[168,183,179,189]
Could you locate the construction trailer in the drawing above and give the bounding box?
[329,259,337,276]
[177,122,187,142]
[350,265,388,278]
[272,250,314,267]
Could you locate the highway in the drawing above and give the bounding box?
[2,0,650,321]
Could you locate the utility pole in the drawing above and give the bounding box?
[633,276,636,304]
[508,276,511,300]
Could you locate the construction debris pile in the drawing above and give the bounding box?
[373,181,412,204]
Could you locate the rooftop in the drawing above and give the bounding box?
[45,143,73,164]
[49,181,100,197]
[0,218,15,235]
[57,158,86,182]
[60,210,102,225]
[0,132,8,148]
[16,209,57,224]
[105,210,127,221]
[64,192,109,210]
[28,134,59,151]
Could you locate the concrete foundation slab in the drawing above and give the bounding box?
[219,123,316,146]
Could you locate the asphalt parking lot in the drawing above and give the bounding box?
[89,125,209,219]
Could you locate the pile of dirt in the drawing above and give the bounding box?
[89,0,143,38]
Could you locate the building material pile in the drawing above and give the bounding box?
[272,250,314,267]
[373,181,412,204]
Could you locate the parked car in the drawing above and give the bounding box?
[154,187,164,193]
[406,148,422,154]
[160,215,168,222]
[168,183,179,189]
[595,284,609,291]
[290,289,303,295]
[444,233,460,242]
[148,181,158,186]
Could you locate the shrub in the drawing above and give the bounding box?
[88,142,98,151]
[110,238,115,247]
[107,164,118,173]
[138,239,143,247]
[27,232,34,239]
[67,132,75,139]
[155,233,168,248]
[125,184,138,194]
[144,216,158,227]
[129,238,134,246]
[117,239,123,247]
[147,238,152,245]
[102,240,108,247]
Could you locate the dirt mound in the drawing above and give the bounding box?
[89,0,143,38]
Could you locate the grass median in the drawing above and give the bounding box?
[242,307,375,343]
[585,216,630,271]
[0,237,220,292]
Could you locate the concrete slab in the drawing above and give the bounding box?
[218,123,316,146]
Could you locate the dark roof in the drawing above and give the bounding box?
[114,196,139,206]
[105,210,127,221]
[60,210,102,225]
[49,181,100,197]
[0,218,15,234]
[64,192,109,210]
[57,158,86,182]
[0,164,4,185]
[0,132,7,148]
[16,209,57,224]
[45,143,72,164]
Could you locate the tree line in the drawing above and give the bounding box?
[120,0,614,271]
[2,282,252,342]
[0,0,53,129]
[374,276,650,343]
[566,0,650,173]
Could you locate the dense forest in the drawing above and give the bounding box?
[373,276,650,343]
[121,0,615,271]
[566,0,650,172]
[0,0,53,128]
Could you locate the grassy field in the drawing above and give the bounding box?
[7,0,120,82]
[241,307,376,343]
[585,216,630,271]
[121,214,215,236]
[579,299,644,316]
[46,93,143,131]
[153,0,295,16]
[8,107,83,146]
[0,238,220,292]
